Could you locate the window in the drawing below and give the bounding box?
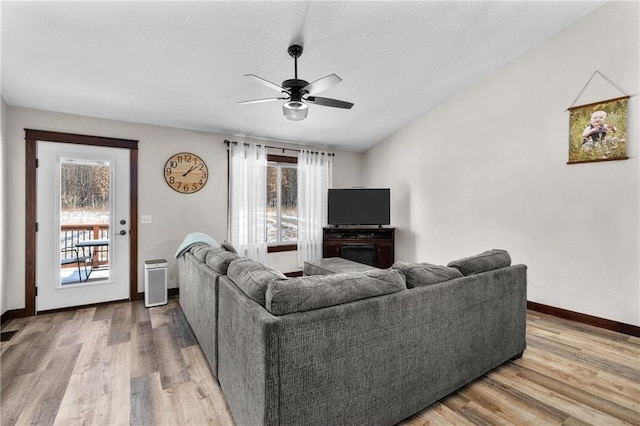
[267,155,297,246]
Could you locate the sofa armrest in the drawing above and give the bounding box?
[178,252,220,377]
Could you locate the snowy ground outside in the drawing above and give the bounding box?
[61,210,109,225]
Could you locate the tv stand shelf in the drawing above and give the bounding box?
[322,227,395,269]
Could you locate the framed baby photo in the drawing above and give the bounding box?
[567,96,629,164]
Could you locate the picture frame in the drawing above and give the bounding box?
[567,96,629,164]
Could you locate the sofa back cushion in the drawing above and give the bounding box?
[265,269,407,316]
[221,240,238,254]
[227,258,287,306]
[447,249,511,276]
[391,262,463,288]
[205,248,242,275]
[191,245,219,262]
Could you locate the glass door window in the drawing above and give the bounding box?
[59,158,111,285]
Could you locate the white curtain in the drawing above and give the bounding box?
[297,150,332,267]
[228,142,268,263]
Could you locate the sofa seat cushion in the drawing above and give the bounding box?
[265,269,406,316]
[227,258,287,306]
[391,262,463,288]
[447,249,511,276]
[205,248,242,275]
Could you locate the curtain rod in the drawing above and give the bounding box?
[223,139,335,156]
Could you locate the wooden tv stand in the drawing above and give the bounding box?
[322,227,395,269]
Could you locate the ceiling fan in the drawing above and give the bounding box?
[239,44,354,121]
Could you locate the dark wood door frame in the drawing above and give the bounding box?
[24,129,139,316]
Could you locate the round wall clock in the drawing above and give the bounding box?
[164,152,208,194]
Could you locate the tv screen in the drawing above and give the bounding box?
[327,188,390,226]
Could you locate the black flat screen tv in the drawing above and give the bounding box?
[327,188,390,226]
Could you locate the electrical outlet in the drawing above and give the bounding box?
[141,215,152,224]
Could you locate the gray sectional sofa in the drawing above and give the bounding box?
[178,246,527,426]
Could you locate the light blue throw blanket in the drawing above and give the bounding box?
[175,232,221,258]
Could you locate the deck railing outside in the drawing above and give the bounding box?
[60,224,109,268]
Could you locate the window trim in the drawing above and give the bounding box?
[268,243,297,253]
[267,154,297,253]
[269,154,297,164]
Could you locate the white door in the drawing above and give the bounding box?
[36,141,130,311]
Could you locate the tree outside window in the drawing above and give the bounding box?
[267,161,298,244]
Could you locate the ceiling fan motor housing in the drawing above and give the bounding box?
[282,79,309,100]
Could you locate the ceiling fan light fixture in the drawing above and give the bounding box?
[283,100,308,121]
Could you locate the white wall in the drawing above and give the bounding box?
[362,2,639,325]
[5,106,362,311]
[1,98,8,316]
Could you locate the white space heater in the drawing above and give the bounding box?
[144,259,168,307]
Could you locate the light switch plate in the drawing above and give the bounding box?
[141,215,152,224]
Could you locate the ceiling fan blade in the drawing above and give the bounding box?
[244,74,285,92]
[306,96,353,109]
[238,97,287,105]
[302,74,342,96]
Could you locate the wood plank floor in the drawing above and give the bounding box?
[1,299,639,425]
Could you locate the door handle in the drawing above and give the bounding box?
[119,230,127,236]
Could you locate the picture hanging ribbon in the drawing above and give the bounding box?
[567,70,630,111]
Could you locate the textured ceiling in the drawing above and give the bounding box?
[1,1,604,152]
